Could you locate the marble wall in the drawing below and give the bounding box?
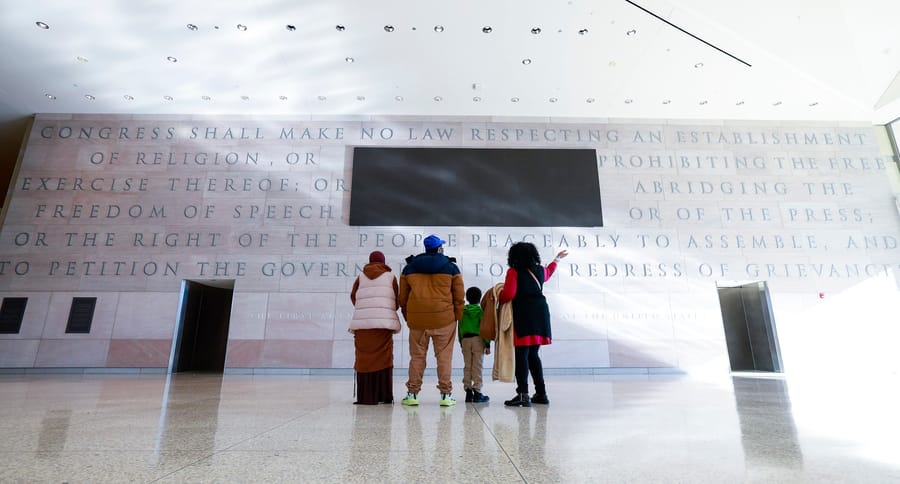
[1,114,898,375]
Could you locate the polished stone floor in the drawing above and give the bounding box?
[1,372,899,483]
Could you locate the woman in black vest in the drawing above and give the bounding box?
[499,242,568,406]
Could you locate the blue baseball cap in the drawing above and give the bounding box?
[423,234,446,250]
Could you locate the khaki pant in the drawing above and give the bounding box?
[406,323,456,394]
[460,337,486,391]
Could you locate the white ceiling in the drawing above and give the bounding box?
[1,0,899,135]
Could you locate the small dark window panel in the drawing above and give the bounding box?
[65,297,97,334]
[349,148,603,227]
[0,297,28,334]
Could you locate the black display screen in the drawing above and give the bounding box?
[349,148,603,227]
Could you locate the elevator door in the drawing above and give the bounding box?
[717,282,783,372]
[170,280,234,372]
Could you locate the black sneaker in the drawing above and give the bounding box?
[471,391,490,403]
[504,393,531,407]
[531,393,549,404]
[464,390,474,402]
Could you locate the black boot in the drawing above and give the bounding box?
[531,393,549,404]
[504,393,531,407]
[465,389,474,402]
[471,391,490,403]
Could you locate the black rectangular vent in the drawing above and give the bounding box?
[65,297,97,334]
[0,297,28,334]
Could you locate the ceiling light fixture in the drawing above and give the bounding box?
[773,101,782,106]
[279,95,288,101]
[237,24,248,31]
[124,95,134,101]
[511,97,519,102]
[694,62,703,68]
[626,29,637,36]
[579,29,589,35]
[187,24,198,31]
[662,99,671,104]
[549,97,558,103]
[736,101,744,105]
[84,94,95,100]
[345,57,354,63]
[167,56,178,63]
[433,96,443,102]
[531,27,541,34]
[384,25,394,32]
[201,95,211,101]
[45,94,56,100]
[36,21,49,29]
[164,95,174,101]
[356,95,365,101]
[586,98,596,103]
[624,99,633,104]
[241,96,250,101]
[809,102,819,106]
[434,25,444,32]
[699,100,708,105]
[473,96,481,102]
[318,95,326,101]
[395,95,403,101]
[522,58,532,65]
[76,56,89,62]
[335,25,345,31]
[482,26,492,33]
[286,25,296,31]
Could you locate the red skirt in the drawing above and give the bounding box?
[354,329,394,404]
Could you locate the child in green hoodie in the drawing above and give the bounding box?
[459,286,491,403]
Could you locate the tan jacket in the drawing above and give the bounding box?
[491,283,515,382]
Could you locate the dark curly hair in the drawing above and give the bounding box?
[507,241,541,270]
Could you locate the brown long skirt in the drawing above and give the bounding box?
[354,329,394,405]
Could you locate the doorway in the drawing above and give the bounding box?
[717,281,783,372]
[169,280,235,373]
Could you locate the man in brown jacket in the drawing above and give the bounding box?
[399,235,465,406]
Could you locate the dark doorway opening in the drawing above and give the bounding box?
[169,280,234,373]
[717,281,783,372]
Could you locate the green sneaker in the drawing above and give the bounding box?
[439,393,457,407]
[401,393,419,406]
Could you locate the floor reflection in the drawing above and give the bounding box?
[37,409,71,456]
[512,406,562,481]
[732,376,803,469]
[154,373,223,456]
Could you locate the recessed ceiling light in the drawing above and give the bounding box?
[279,95,288,101]
[164,95,174,101]
[434,25,444,32]
[694,62,704,68]
[76,56,89,62]
[482,26,492,33]
[809,101,819,106]
[45,93,56,100]
[511,97,519,102]
[586,98,595,103]
[662,99,671,104]
[736,101,744,105]
[124,95,134,101]
[236,24,248,31]
[317,95,327,101]
[624,99,633,104]
[522,58,532,65]
[699,100,708,105]
[473,96,482,102]
[345,57,354,63]
[384,25,394,32]
[626,29,637,36]
[187,24,198,31]
[773,101,782,106]
[335,25,345,31]
[201,95,211,101]
[286,25,296,31]
[608,60,617,67]
[167,56,178,63]
[356,95,366,101]
[531,27,541,35]
[84,94,95,100]
[395,95,403,101]
[549,97,558,103]
[36,21,49,29]
[241,95,250,101]
[434,96,443,102]
[578,28,589,35]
